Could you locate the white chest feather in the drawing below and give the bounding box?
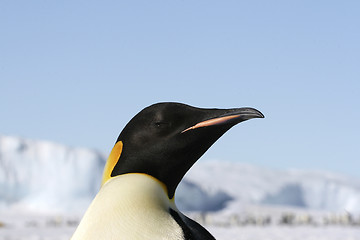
[71,174,184,240]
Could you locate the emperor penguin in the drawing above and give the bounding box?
[71,102,264,240]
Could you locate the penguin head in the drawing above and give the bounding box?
[103,102,264,198]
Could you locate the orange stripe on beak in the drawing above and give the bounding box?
[181,115,240,133]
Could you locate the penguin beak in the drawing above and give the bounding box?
[181,107,264,133]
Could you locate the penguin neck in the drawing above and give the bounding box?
[102,173,177,210]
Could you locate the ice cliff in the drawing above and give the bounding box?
[1,135,359,214]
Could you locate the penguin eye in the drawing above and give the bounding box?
[154,122,167,127]
[153,121,173,132]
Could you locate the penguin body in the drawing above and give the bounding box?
[71,102,264,240]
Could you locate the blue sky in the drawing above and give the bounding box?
[1,1,359,178]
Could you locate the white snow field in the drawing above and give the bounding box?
[1,208,360,240]
[1,135,360,239]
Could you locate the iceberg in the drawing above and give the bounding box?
[1,135,360,214]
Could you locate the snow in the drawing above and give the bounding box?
[1,135,360,239]
[1,209,360,240]
[209,226,360,240]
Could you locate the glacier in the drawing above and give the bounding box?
[0,135,105,212]
[1,135,360,214]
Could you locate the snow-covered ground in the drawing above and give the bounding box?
[2,224,360,240]
[209,226,360,240]
[1,208,360,240]
[1,135,360,239]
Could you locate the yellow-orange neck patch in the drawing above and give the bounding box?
[101,141,123,187]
